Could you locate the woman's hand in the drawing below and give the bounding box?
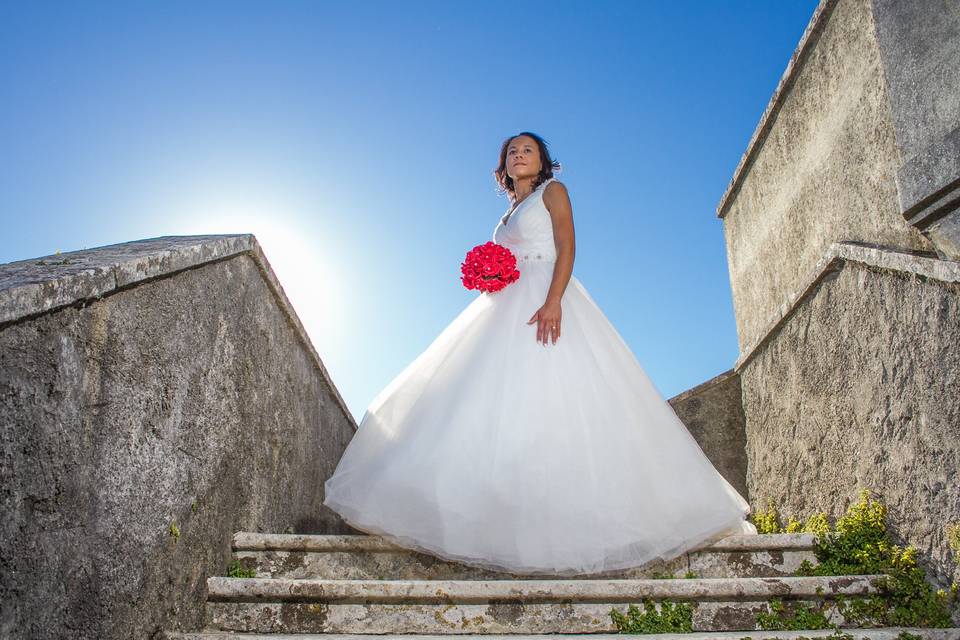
[527,299,562,345]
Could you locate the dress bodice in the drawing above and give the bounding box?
[492,177,558,263]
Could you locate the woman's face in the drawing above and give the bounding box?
[506,135,542,182]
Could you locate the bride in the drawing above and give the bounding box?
[323,131,756,577]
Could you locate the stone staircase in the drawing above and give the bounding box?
[162,531,960,639]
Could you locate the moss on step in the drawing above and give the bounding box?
[610,599,694,634]
[227,559,256,578]
[750,502,830,536]
[756,599,834,631]
[752,488,958,629]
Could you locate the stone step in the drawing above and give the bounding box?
[162,629,960,640]
[230,531,818,580]
[204,574,884,634]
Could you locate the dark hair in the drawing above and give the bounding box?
[494,131,562,201]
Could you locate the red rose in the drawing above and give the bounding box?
[459,242,521,293]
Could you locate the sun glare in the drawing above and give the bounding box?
[173,203,346,369]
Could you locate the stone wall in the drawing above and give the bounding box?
[872,0,960,258]
[714,0,960,589]
[717,0,933,353]
[0,236,357,639]
[668,369,749,499]
[737,242,960,587]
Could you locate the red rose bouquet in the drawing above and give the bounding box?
[460,241,520,293]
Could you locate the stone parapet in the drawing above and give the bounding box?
[668,369,749,498]
[0,235,357,639]
[0,234,353,428]
[716,0,958,352]
[736,241,960,588]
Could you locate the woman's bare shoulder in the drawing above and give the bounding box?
[543,179,570,201]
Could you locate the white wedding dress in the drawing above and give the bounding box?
[323,177,756,576]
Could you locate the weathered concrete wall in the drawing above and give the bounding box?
[714,0,960,597]
[872,0,960,259]
[872,0,960,165]
[0,236,357,639]
[718,0,933,353]
[738,244,960,587]
[668,369,749,499]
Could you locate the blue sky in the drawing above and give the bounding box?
[1,1,820,423]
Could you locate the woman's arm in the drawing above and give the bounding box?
[526,180,575,345]
[543,180,575,305]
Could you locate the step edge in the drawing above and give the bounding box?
[231,531,818,552]
[204,573,888,603]
[162,629,960,640]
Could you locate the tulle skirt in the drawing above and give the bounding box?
[323,259,755,576]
